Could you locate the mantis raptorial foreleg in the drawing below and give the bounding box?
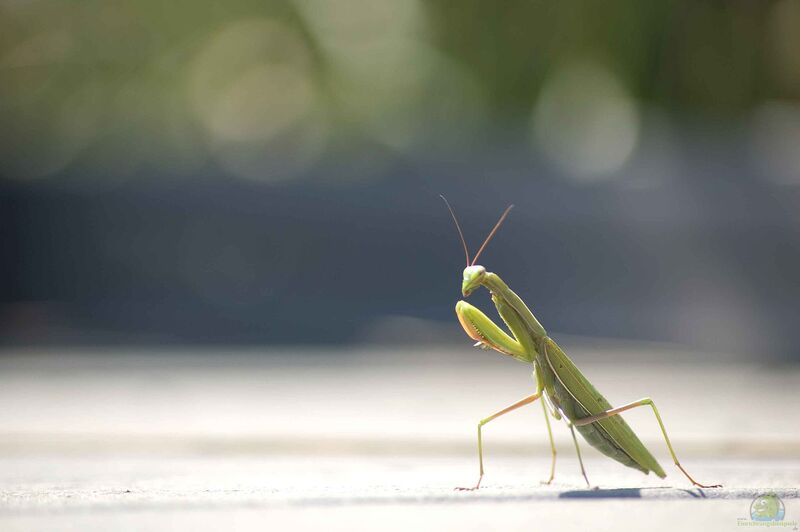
[572,398,722,488]
[455,300,528,362]
[456,392,543,491]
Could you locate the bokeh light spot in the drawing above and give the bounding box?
[531,62,640,182]
[189,18,325,182]
[751,101,800,186]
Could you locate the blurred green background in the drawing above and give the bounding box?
[2,0,800,359]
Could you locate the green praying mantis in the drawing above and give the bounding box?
[441,197,721,490]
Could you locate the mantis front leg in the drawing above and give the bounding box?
[455,300,529,362]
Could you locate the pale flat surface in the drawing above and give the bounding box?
[0,346,798,531]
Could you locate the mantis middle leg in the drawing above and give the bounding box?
[454,292,554,489]
[456,392,542,491]
[540,398,558,485]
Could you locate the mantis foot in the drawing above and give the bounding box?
[455,476,483,491]
[678,463,722,488]
[694,482,723,489]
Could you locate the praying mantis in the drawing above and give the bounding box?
[441,197,721,490]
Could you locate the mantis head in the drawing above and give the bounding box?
[462,265,486,297]
[440,195,513,297]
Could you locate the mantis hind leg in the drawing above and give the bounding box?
[567,422,591,487]
[573,398,722,488]
[456,392,541,491]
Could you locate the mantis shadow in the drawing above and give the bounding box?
[559,487,643,499]
[558,487,707,499]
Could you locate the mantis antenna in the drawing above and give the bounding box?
[471,204,514,266]
[440,195,471,267]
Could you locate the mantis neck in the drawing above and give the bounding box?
[482,271,548,340]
